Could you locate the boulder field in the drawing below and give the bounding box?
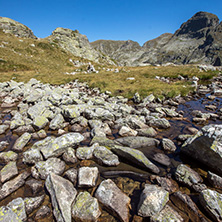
[0,77,222,221]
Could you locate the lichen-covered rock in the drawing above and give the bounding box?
[207,171,222,188]
[199,189,222,221]
[93,146,120,166]
[115,136,159,148]
[150,204,183,222]
[95,179,131,222]
[64,168,78,185]
[33,116,49,129]
[0,161,18,183]
[10,112,25,129]
[12,132,32,152]
[62,147,77,164]
[45,173,77,222]
[78,167,99,187]
[72,191,101,221]
[40,133,84,159]
[137,184,169,217]
[62,105,81,119]
[7,197,27,221]
[0,124,9,134]
[0,150,18,163]
[175,164,203,187]
[137,127,157,137]
[181,124,222,176]
[112,145,160,174]
[31,158,66,179]
[76,143,98,160]
[147,117,171,129]
[0,206,21,221]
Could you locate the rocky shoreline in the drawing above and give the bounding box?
[0,76,222,221]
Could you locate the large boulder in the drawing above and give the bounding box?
[181,124,222,176]
[137,184,169,217]
[45,173,77,222]
[95,179,131,222]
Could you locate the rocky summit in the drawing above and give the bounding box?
[0,75,221,221]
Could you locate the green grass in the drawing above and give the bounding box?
[0,31,218,99]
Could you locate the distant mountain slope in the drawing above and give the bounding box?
[91,11,222,66]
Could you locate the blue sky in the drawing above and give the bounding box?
[1,0,222,45]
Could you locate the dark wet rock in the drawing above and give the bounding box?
[64,168,78,186]
[7,197,27,221]
[192,183,207,193]
[0,206,21,221]
[147,116,171,129]
[0,161,18,183]
[119,125,138,137]
[12,132,32,152]
[93,146,120,166]
[151,153,171,166]
[25,179,43,195]
[181,124,222,176]
[31,157,66,180]
[150,175,179,193]
[76,143,98,160]
[175,164,203,187]
[0,124,9,134]
[45,173,77,222]
[72,191,101,222]
[137,184,169,217]
[40,133,84,159]
[112,145,160,174]
[95,179,131,222]
[62,147,77,164]
[199,189,222,221]
[24,195,45,214]
[171,191,201,221]
[0,150,18,163]
[150,204,184,222]
[115,136,159,148]
[161,138,177,152]
[137,127,157,137]
[35,205,51,220]
[207,171,222,188]
[78,167,99,187]
[49,113,65,130]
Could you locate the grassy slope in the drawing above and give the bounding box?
[0,31,218,98]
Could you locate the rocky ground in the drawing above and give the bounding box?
[0,76,222,221]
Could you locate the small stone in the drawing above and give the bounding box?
[76,143,98,160]
[12,132,32,152]
[24,195,45,215]
[72,191,101,222]
[62,147,77,164]
[0,151,18,163]
[119,125,138,137]
[0,124,9,134]
[0,206,20,221]
[35,205,51,220]
[49,114,65,130]
[207,171,222,188]
[162,138,177,152]
[78,167,99,187]
[33,116,49,130]
[23,148,43,165]
[64,168,78,186]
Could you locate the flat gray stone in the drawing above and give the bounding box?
[78,167,99,188]
[24,195,45,215]
[62,147,77,164]
[12,132,32,152]
[0,206,20,221]
[1,161,18,183]
[0,151,18,163]
[49,114,64,130]
[23,148,43,165]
